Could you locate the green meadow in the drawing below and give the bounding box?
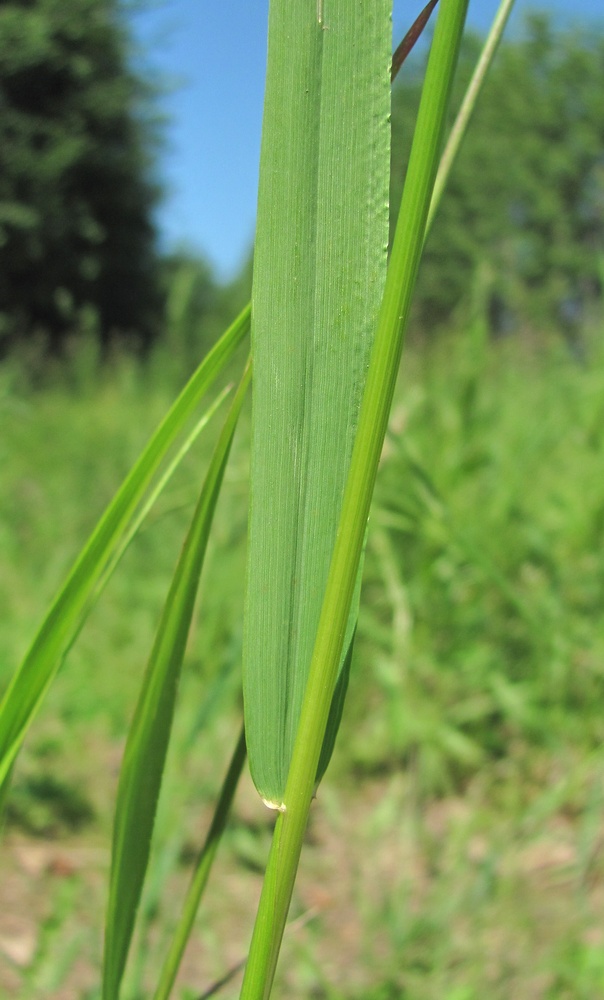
[2,312,604,998]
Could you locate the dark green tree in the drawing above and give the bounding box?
[156,249,251,382]
[0,0,161,352]
[392,14,604,339]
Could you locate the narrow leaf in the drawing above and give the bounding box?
[153,725,247,1000]
[59,385,232,670]
[0,304,250,793]
[102,360,251,1000]
[427,0,516,231]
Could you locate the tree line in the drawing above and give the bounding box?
[0,0,163,353]
[0,3,602,358]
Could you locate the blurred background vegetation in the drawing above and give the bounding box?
[392,13,604,346]
[1,2,604,999]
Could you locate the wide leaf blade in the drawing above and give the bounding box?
[242,0,391,808]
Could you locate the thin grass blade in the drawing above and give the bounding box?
[102,359,251,1000]
[427,0,516,232]
[0,304,250,794]
[99,385,232,590]
[153,725,247,1000]
[60,385,232,672]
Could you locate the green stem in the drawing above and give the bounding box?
[153,726,247,1000]
[239,2,469,998]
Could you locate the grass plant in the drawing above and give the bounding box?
[241,4,468,995]
[0,2,560,998]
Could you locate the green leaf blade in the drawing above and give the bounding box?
[243,1,391,806]
[0,305,250,793]
[102,360,251,1000]
[152,725,247,1000]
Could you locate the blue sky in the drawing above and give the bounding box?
[132,0,603,281]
